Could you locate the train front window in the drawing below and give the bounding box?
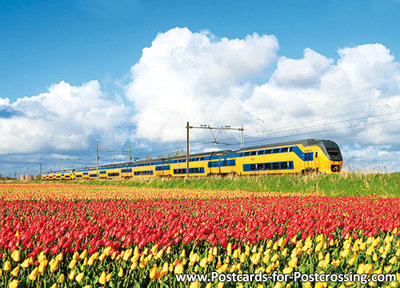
[327,149,341,157]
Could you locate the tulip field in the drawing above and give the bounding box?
[1,183,400,288]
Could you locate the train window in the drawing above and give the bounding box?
[244,152,250,156]
[281,162,288,169]
[328,149,340,157]
[250,151,257,156]
[289,147,293,152]
[289,162,293,169]
[223,160,227,166]
[272,149,280,153]
[272,163,279,169]
[281,147,288,153]
[265,163,271,170]
[265,150,271,154]
[315,152,318,158]
[257,150,265,155]
[250,164,256,171]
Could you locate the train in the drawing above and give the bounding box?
[41,139,343,180]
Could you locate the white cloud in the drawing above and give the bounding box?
[126,27,279,142]
[0,80,129,154]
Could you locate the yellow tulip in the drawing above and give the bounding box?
[200,257,208,268]
[357,264,365,274]
[224,255,229,264]
[389,256,397,265]
[37,252,46,263]
[99,253,106,262]
[240,253,246,263]
[229,264,236,273]
[56,253,63,261]
[232,248,240,259]
[11,266,20,277]
[8,279,19,288]
[283,267,293,274]
[58,273,65,283]
[304,282,312,288]
[384,265,392,273]
[88,256,95,266]
[216,260,222,269]
[118,267,124,277]
[180,249,186,258]
[130,262,138,270]
[262,254,270,264]
[106,272,112,282]
[227,243,232,256]
[288,257,298,268]
[99,271,107,285]
[340,249,350,258]
[76,272,84,282]
[20,258,30,268]
[50,260,59,273]
[190,253,200,263]
[50,284,57,288]
[68,259,77,269]
[213,247,218,256]
[271,253,279,262]
[348,253,357,266]
[149,265,157,279]
[68,270,75,281]
[174,263,183,274]
[104,247,112,256]
[4,260,11,271]
[161,262,169,276]
[156,249,163,259]
[217,263,228,274]
[92,252,100,260]
[80,249,87,259]
[38,260,47,274]
[190,280,200,288]
[0,268,2,278]
[11,250,20,262]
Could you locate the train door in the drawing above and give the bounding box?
[208,152,215,176]
[304,149,312,170]
[314,151,320,172]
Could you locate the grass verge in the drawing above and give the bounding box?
[24,171,400,197]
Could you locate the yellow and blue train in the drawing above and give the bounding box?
[41,139,343,180]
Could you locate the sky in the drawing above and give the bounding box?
[1,0,400,176]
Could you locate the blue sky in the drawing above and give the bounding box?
[1,0,400,176]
